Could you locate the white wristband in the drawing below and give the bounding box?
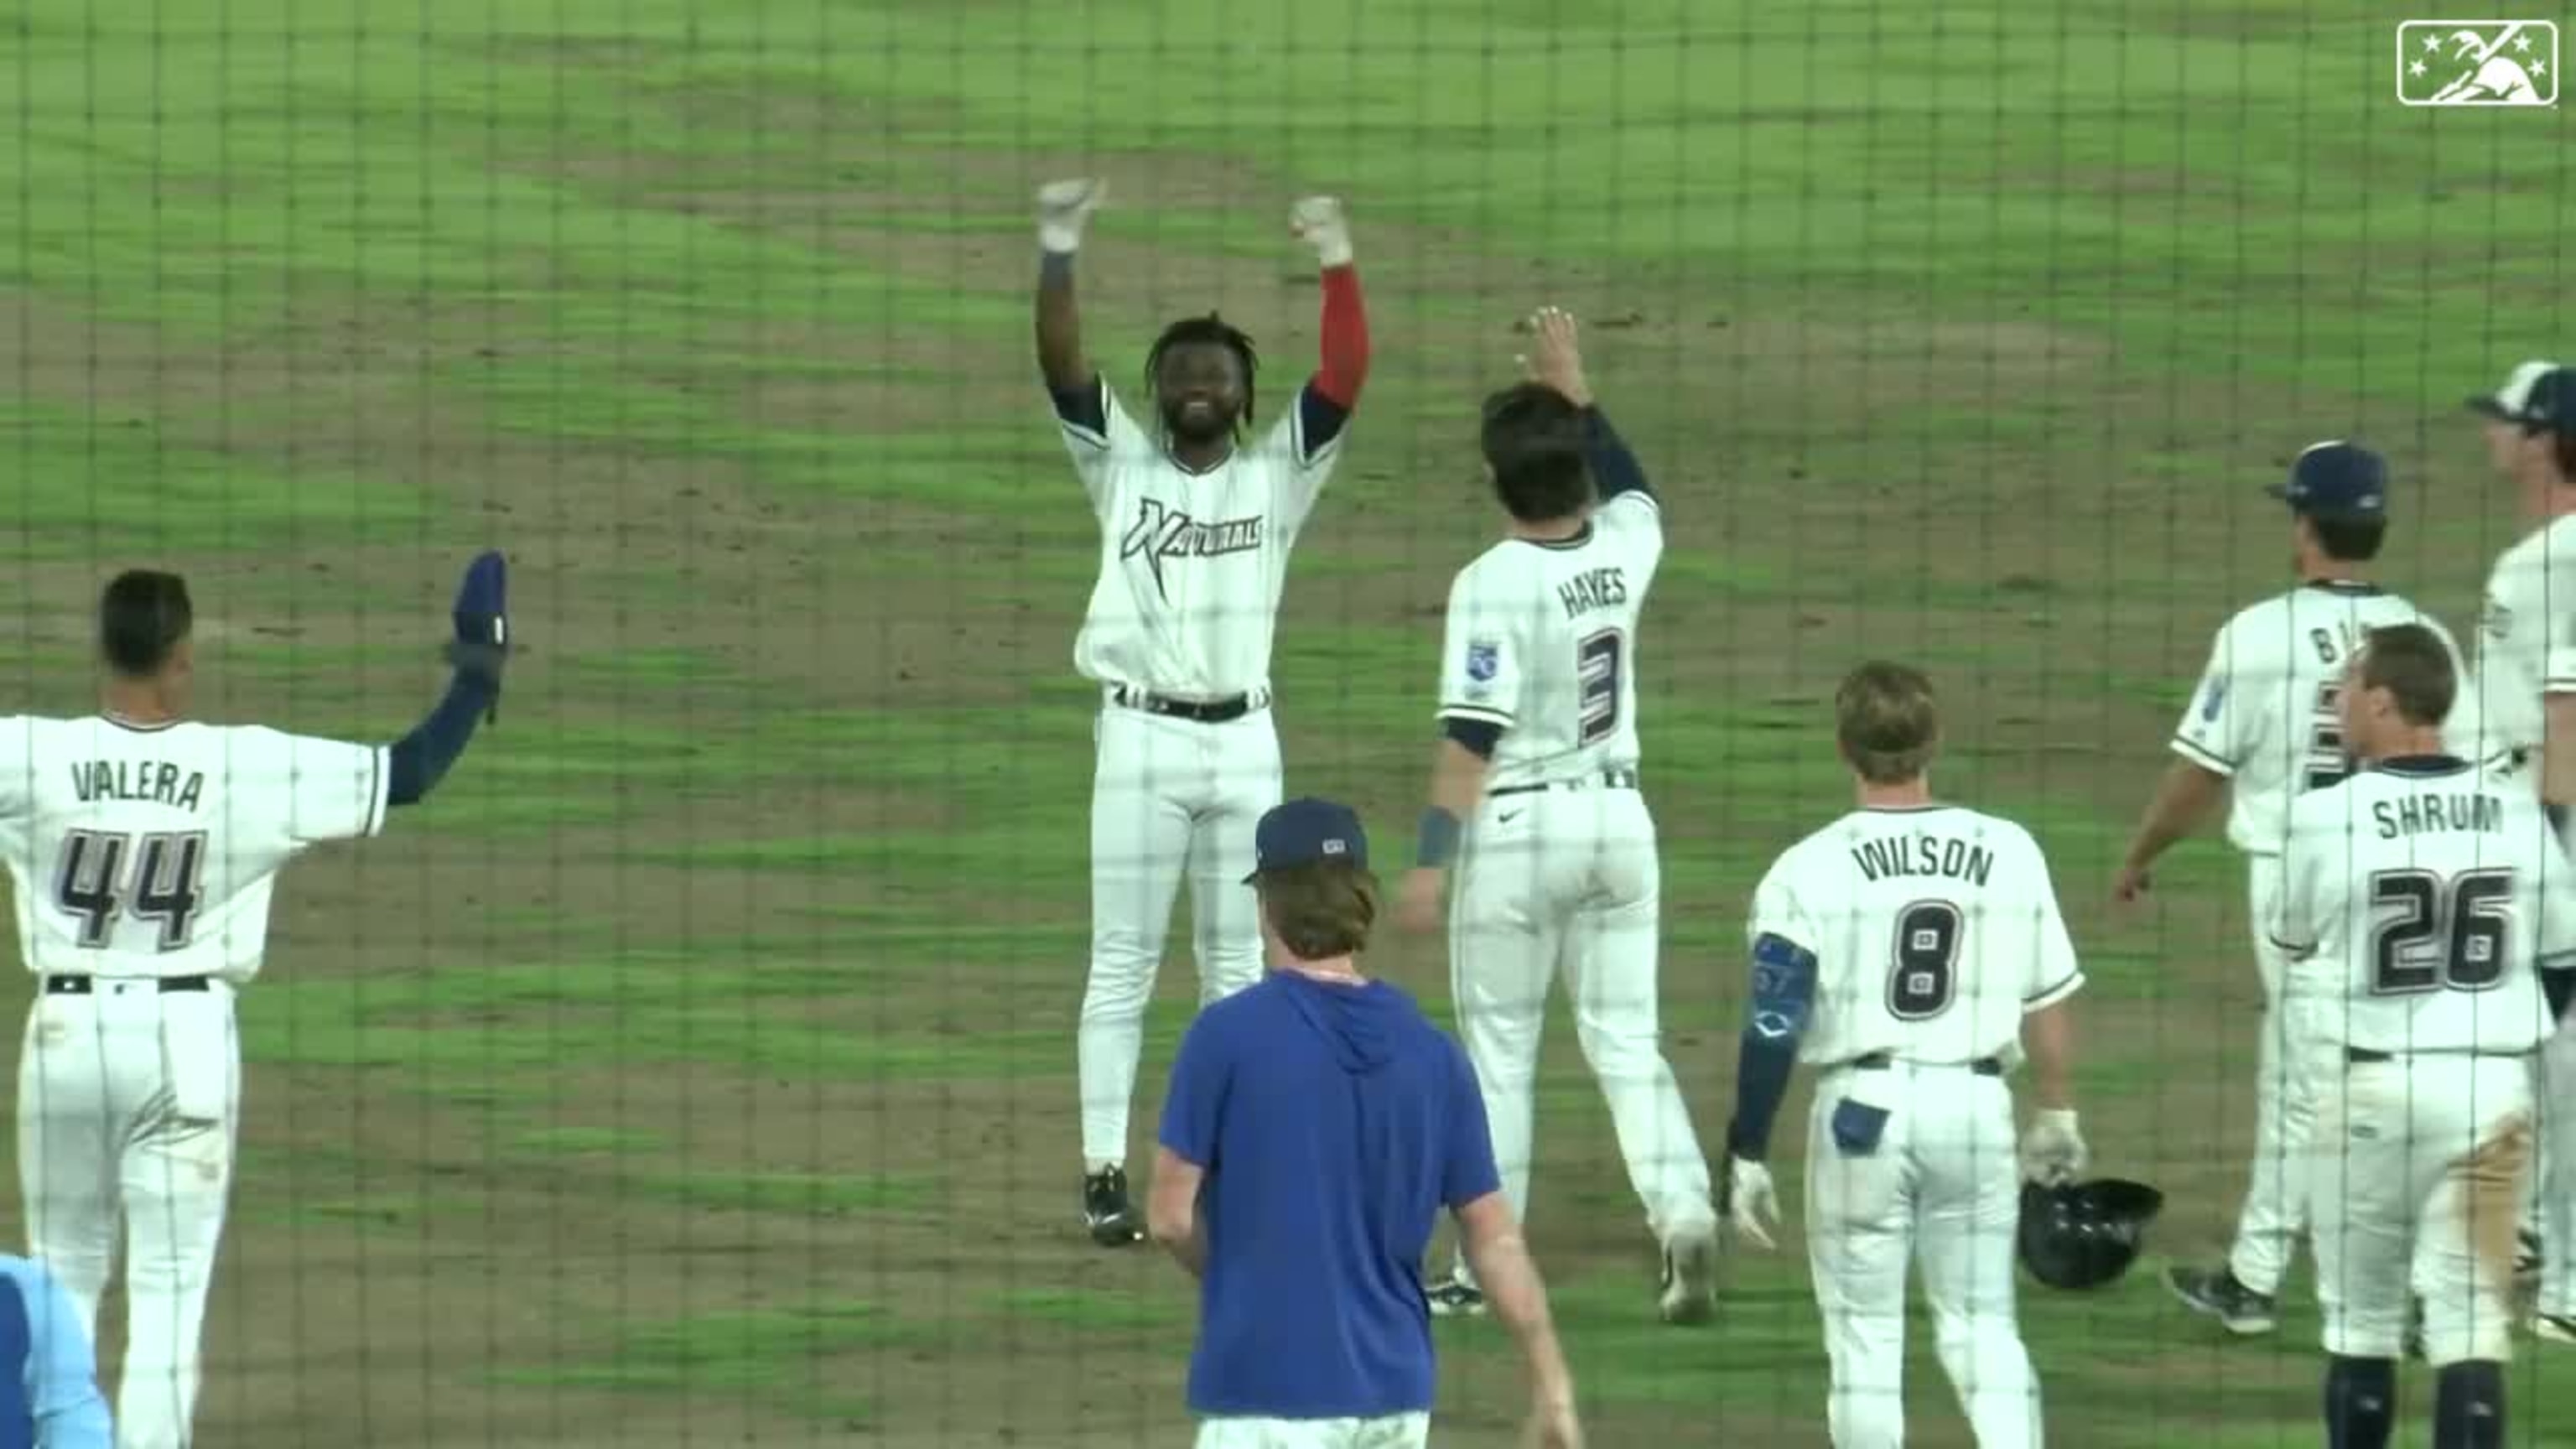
[1311,233,1354,268]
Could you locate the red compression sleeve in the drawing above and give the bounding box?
[1314,267,1369,409]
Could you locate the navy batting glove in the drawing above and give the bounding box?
[444,549,511,719]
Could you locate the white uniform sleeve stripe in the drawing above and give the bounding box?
[1058,417,1109,449]
[2022,970,2084,1011]
[2169,735,2236,775]
[365,745,389,839]
[1439,704,1514,726]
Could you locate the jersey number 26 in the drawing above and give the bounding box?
[2367,868,2511,995]
[55,829,210,953]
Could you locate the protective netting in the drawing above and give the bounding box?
[3,3,2573,1446]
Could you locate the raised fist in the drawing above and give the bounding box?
[1037,179,1104,252]
[1291,195,1353,267]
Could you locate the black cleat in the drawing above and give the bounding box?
[1083,1166,1144,1246]
[1426,1275,1488,1317]
[2165,1264,2279,1335]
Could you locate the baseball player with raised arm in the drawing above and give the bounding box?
[1395,308,1719,1325]
[2454,361,2576,1344]
[1723,661,2086,1449]
[1032,179,1373,1244]
[6,559,509,1449]
[2109,442,2468,1334]
[2271,623,2573,1449]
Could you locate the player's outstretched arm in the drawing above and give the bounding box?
[1033,179,1103,403]
[387,551,510,810]
[1286,196,1370,457]
[1519,308,1652,506]
[2112,758,2226,901]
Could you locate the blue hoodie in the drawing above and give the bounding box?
[1158,970,1500,1420]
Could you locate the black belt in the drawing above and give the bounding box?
[1492,767,1640,799]
[44,974,210,995]
[1853,1051,2003,1076]
[2345,1046,2527,1065]
[1112,686,1255,724]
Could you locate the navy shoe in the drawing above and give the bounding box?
[2166,1264,2279,1335]
[1083,1166,1144,1247]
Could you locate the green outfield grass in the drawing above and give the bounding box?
[3,0,2573,1444]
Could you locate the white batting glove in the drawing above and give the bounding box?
[1291,195,1353,267]
[1037,178,1104,254]
[1725,1156,1779,1250]
[2019,1109,2089,1187]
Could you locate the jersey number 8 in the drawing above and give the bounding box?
[1887,900,1963,1020]
[1577,629,1623,747]
[54,829,210,953]
[2366,868,2511,995]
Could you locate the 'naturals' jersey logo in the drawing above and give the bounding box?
[1120,500,1263,599]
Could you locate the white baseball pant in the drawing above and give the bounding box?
[2537,1014,2576,1321]
[1077,699,1278,1166]
[1445,784,1716,1285]
[2308,1052,2532,1366]
[18,977,242,1449]
[2227,854,2320,1296]
[1195,1412,1431,1448]
[1805,1060,2041,1449]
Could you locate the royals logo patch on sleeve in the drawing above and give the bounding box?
[2199,678,2228,723]
[1464,639,1500,700]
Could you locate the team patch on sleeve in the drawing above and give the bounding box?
[1463,638,1501,700]
[2199,678,2227,722]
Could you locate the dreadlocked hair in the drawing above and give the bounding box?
[1145,313,1259,432]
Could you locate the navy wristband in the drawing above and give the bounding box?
[1415,808,1462,868]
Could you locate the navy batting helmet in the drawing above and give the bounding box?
[2018,1178,2163,1291]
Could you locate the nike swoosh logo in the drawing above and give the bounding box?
[1498,810,1523,824]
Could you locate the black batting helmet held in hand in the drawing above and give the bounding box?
[2018,1178,2163,1291]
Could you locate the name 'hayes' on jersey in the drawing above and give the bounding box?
[1748,806,2085,1069]
[2171,580,2469,857]
[1436,490,1659,791]
[0,716,387,983]
[2273,759,2576,1057]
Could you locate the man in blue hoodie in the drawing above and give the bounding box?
[0,1254,112,1448]
[1148,797,1583,1449]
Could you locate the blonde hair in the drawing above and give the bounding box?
[1255,862,1380,960]
[1836,661,1940,785]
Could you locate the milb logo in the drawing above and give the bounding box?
[2397,19,2558,106]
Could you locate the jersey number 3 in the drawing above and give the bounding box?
[1887,901,1963,1020]
[55,829,210,953]
[1577,630,1624,746]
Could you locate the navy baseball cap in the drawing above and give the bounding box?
[1243,797,1369,881]
[2266,439,2387,518]
[2467,360,2574,432]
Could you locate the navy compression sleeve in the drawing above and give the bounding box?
[1725,932,1817,1161]
[1582,407,1654,503]
[386,670,497,807]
